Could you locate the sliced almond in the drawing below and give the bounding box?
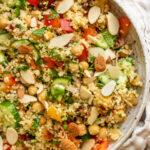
[106,12,119,35]
[88,6,101,24]
[87,107,99,125]
[49,33,74,48]
[84,70,92,78]
[80,86,92,100]
[6,128,18,145]
[35,82,44,94]
[81,139,95,150]
[101,80,116,96]
[55,0,74,14]
[88,47,105,58]
[105,49,116,60]
[0,136,3,150]
[20,70,35,85]
[19,94,37,103]
[108,65,120,79]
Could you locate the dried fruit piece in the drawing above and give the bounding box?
[60,139,77,150]
[94,55,106,72]
[68,122,79,138]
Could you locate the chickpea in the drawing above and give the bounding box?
[38,89,47,102]
[31,10,41,18]
[24,16,31,27]
[98,128,107,140]
[28,86,38,96]
[39,116,46,126]
[128,92,138,106]
[44,31,53,41]
[69,63,79,73]
[32,102,44,113]
[131,76,142,86]
[88,124,100,135]
[80,61,89,70]
[0,16,9,29]
[71,44,84,56]
[78,124,87,136]
[114,110,126,122]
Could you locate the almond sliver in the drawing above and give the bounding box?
[101,80,116,96]
[49,33,74,48]
[88,6,101,24]
[55,0,74,14]
[81,139,95,150]
[6,128,18,145]
[19,94,37,103]
[106,12,119,35]
[0,136,3,150]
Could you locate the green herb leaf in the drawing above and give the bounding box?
[14,8,20,18]
[48,14,60,20]
[32,27,47,37]
[50,70,58,77]
[50,49,62,61]
[37,58,43,65]
[80,133,93,141]
[63,121,68,130]
[17,66,29,71]
[32,118,40,129]
[16,24,22,29]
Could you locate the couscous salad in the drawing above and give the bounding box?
[0,0,142,150]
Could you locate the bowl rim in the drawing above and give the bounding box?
[109,0,150,149]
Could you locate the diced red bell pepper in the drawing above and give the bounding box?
[91,141,109,150]
[6,77,16,86]
[3,142,12,150]
[119,17,131,37]
[44,14,61,28]
[83,28,97,40]
[60,19,74,32]
[42,57,56,69]
[26,0,40,6]
[77,44,88,61]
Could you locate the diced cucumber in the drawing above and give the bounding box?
[0,33,12,46]
[0,101,20,130]
[95,34,109,50]
[52,78,70,87]
[10,40,30,49]
[102,30,117,48]
[33,49,39,61]
[51,78,70,102]
[0,52,7,64]
[98,71,111,85]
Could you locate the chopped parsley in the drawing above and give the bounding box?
[32,118,40,129]
[17,66,29,71]
[63,121,68,130]
[50,70,58,78]
[14,8,20,18]
[48,13,60,20]
[32,27,47,37]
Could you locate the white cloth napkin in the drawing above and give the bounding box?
[117,0,150,150]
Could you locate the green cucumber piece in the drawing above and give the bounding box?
[0,101,20,130]
[102,30,117,48]
[95,34,109,50]
[10,40,30,49]
[52,78,70,87]
[33,49,39,61]
[0,33,12,46]
[51,78,70,102]
[98,71,111,86]
[0,52,7,64]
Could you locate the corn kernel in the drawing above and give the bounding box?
[44,31,53,41]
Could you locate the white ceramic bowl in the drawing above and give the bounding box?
[107,0,149,149]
